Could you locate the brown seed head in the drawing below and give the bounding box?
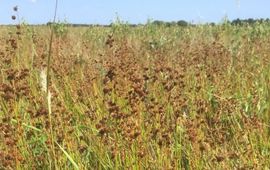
[13,6,18,12]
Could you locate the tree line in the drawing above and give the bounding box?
[45,18,270,27]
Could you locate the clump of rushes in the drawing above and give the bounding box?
[45,1,79,169]
[2,9,270,169]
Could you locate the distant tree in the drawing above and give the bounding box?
[231,18,242,25]
[46,22,53,26]
[152,20,165,26]
[247,18,255,24]
[177,20,188,27]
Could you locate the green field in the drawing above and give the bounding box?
[1,22,270,169]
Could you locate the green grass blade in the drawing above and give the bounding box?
[55,142,79,170]
[11,119,43,132]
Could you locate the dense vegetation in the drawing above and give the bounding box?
[1,20,270,169]
[8,18,270,27]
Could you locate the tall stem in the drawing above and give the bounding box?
[46,0,58,168]
[47,0,58,94]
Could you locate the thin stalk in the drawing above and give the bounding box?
[47,0,58,93]
[46,0,58,168]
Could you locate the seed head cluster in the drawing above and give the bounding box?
[0,18,269,169]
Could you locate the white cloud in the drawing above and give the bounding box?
[30,0,37,3]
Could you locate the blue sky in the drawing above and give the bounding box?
[0,0,270,24]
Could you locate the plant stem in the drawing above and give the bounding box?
[46,0,58,168]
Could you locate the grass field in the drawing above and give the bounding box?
[1,21,270,169]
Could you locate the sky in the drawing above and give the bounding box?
[0,0,270,24]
